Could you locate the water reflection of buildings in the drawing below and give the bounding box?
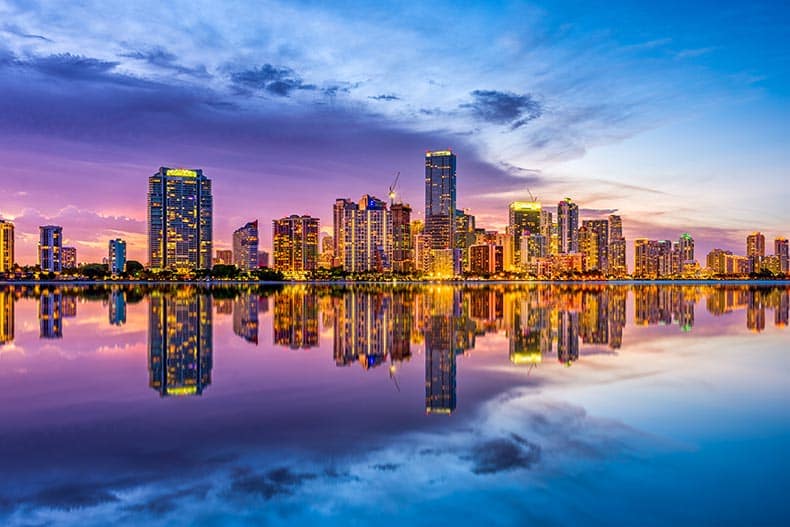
[423,287,461,415]
[0,289,13,344]
[39,291,63,338]
[233,292,259,344]
[108,290,127,326]
[148,291,213,397]
[273,287,319,349]
[634,286,696,331]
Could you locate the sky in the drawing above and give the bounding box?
[0,0,788,264]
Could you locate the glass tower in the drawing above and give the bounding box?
[424,150,457,251]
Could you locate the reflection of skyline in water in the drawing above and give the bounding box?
[1,283,789,404]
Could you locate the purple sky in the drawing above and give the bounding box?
[1,0,788,265]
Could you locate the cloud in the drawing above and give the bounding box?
[27,483,119,510]
[230,64,316,96]
[466,434,541,474]
[230,467,317,500]
[120,47,210,78]
[1,23,52,42]
[462,90,543,129]
[20,53,120,81]
[369,94,400,101]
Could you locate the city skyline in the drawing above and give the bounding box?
[1,1,788,265]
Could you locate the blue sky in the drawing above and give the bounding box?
[0,0,788,262]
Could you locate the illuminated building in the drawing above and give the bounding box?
[454,210,476,272]
[707,248,732,274]
[608,215,627,276]
[39,291,62,338]
[775,238,789,274]
[634,239,672,278]
[108,238,126,274]
[520,232,547,272]
[431,248,462,277]
[747,232,765,272]
[273,287,319,348]
[39,225,63,273]
[340,195,392,273]
[0,220,14,273]
[148,167,213,270]
[233,220,259,271]
[233,292,259,344]
[580,220,609,272]
[272,215,319,273]
[333,199,357,268]
[0,289,13,344]
[108,289,126,326]
[557,198,579,253]
[214,250,233,266]
[677,233,695,274]
[257,250,270,268]
[495,232,516,271]
[61,246,77,269]
[424,150,457,271]
[391,203,413,273]
[148,290,212,397]
[469,243,503,275]
[508,201,541,266]
[722,254,750,275]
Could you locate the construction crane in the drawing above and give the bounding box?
[526,188,538,203]
[388,171,400,205]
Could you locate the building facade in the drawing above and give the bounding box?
[580,219,609,272]
[39,225,63,273]
[424,150,457,270]
[148,167,213,270]
[61,246,77,270]
[233,220,259,271]
[108,238,127,274]
[508,201,541,267]
[557,198,579,253]
[391,202,413,273]
[272,215,320,273]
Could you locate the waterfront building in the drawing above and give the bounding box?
[707,249,733,275]
[424,150,457,272]
[39,225,63,273]
[233,220,259,271]
[339,195,392,273]
[468,243,503,275]
[775,238,789,274]
[272,215,320,273]
[454,210,476,272]
[61,246,77,269]
[333,198,357,268]
[634,239,673,278]
[557,198,579,253]
[108,238,126,274]
[679,233,695,273]
[257,250,270,268]
[520,232,547,272]
[747,232,765,273]
[391,203,413,273]
[580,220,609,272]
[509,201,541,267]
[0,220,14,273]
[148,167,213,270]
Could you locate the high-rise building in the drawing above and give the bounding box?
[580,219,609,272]
[508,201,541,267]
[607,215,626,276]
[453,210,476,271]
[257,250,270,268]
[634,239,673,278]
[0,220,14,273]
[707,248,733,274]
[61,246,77,269]
[333,198,357,268]
[272,215,319,273]
[679,233,695,273]
[424,150,457,270]
[108,238,127,274]
[148,290,212,397]
[468,243,503,275]
[340,195,392,273]
[775,238,789,274]
[391,203,413,273]
[747,232,765,272]
[557,198,579,253]
[519,232,547,271]
[39,225,63,273]
[233,220,259,271]
[148,167,213,270]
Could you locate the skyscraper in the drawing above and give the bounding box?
[746,231,765,272]
[580,219,609,272]
[391,202,413,273]
[39,225,63,273]
[333,198,357,268]
[340,195,393,273]
[775,238,789,274]
[233,220,259,271]
[272,215,319,273]
[557,198,579,253]
[148,167,213,270]
[508,201,541,267]
[634,239,673,278]
[0,220,13,273]
[424,150,457,260]
[108,239,127,274]
[678,233,695,273]
[608,215,626,276]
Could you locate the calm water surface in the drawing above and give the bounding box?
[0,283,788,526]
